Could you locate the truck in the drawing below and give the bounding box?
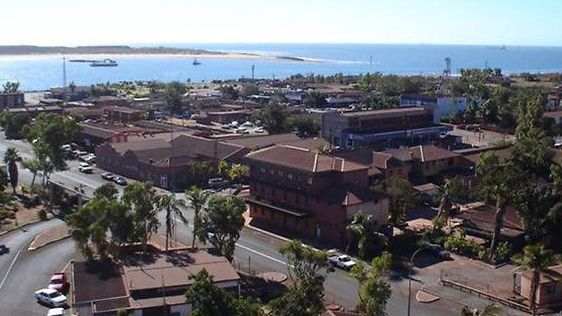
[327,249,356,270]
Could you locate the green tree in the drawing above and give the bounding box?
[434,177,464,230]
[122,182,159,257]
[219,85,239,100]
[21,158,41,187]
[2,81,20,93]
[513,244,561,316]
[23,113,81,186]
[303,92,327,108]
[240,84,260,97]
[186,186,209,249]
[289,117,319,137]
[199,196,245,261]
[156,194,187,253]
[270,240,330,316]
[165,81,187,116]
[227,163,248,183]
[349,252,392,316]
[185,270,263,316]
[253,104,289,134]
[0,112,31,139]
[346,213,388,260]
[376,176,419,225]
[93,183,119,200]
[3,148,21,194]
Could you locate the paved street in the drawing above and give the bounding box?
[0,134,464,316]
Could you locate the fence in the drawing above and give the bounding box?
[440,269,530,313]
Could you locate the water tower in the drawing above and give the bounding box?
[443,57,451,77]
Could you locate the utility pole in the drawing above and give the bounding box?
[62,56,67,101]
[251,64,255,80]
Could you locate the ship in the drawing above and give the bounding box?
[193,58,201,66]
[90,59,118,67]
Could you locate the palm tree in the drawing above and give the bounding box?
[157,194,187,253]
[227,163,248,183]
[346,213,388,260]
[3,148,21,194]
[122,182,159,258]
[513,244,561,316]
[185,186,209,249]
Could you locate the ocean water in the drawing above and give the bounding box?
[1,43,562,91]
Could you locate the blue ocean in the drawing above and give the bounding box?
[1,43,562,91]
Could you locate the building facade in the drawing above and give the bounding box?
[321,107,451,150]
[0,92,24,108]
[245,145,389,246]
[400,93,475,118]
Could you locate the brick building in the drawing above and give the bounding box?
[245,145,389,246]
[0,92,24,108]
[104,106,142,123]
[96,134,247,191]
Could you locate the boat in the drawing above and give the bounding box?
[193,58,201,66]
[90,59,118,67]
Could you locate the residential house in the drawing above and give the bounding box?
[71,249,240,316]
[515,265,562,310]
[96,134,248,191]
[245,145,389,246]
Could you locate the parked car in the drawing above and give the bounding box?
[34,288,66,307]
[208,178,229,189]
[0,245,9,254]
[426,243,452,260]
[48,272,67,292]
[114,176,127,186]
[327,250,356,270]
[78,163,93,174]
[84,155,95,164]
[47,308,66,316]
[101,172,114,181]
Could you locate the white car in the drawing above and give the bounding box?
[48,308,66,316]
[35,288,67,307]
[327,250,357,270]
[78,162,93,174]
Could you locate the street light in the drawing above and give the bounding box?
[407,246,427,316]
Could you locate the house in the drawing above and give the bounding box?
[96,134,248,191]
[409,144,466,182]
[400,93,478,118]
[514,264,562,310]
[204,110,250,124]
[245,145,389,246]
[0,92,24,108]
[71,249,241,316]
[104,106,142,123]
[321,107,451,150]
[5,105,63,117]
[455,203,525,245]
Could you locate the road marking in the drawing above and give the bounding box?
[0,243,24,293]
[235,243,292,268]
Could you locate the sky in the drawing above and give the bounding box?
[1,0,561,46]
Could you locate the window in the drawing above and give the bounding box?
[260,167,265,173]
[307,177,313,185]
[288,173,293,180]
[278,170,284,177]
[160,175,168,188]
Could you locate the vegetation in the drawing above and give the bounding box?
[3,148,21,194]
[513,244,561,316]
[346,213,388,260]
[374,176,419,225]
[198,195,245,261]
[121,182,159,257]
[460,304,503,316]
[0,112,31,139]
[165,81,187,116]
[2,81,20,93]
[270,240,330,316]
[289,117,319,137]
[185,270,263,316]
[156,194,187,253]
[185,186,209,249]
[349,252,392,316]
[253,104,290,134]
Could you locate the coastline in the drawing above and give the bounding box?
[0,52,322,63]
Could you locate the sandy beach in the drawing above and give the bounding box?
[0,52,322,63]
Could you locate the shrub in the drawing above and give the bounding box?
[38,208,48,221]
[444,235,485,257]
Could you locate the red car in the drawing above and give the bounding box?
[48,273,67,292]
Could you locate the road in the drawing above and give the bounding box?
[0,133,462,316]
